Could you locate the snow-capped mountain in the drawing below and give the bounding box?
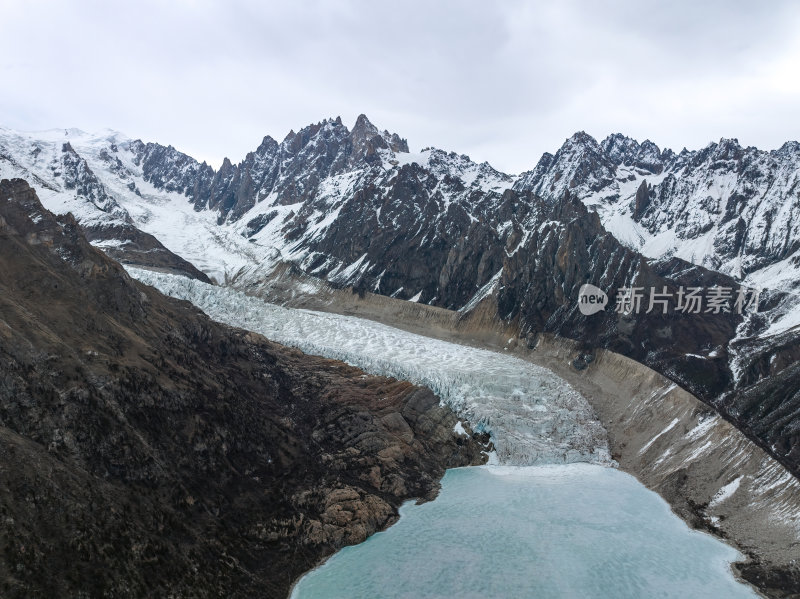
[514,132,800,292]
[5,120,798,300]
[0,127,211,281]
[126,114,519,302]
[0,117,515,293]
[128,115,409,223]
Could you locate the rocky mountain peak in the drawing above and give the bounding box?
[349,113,385,165]
[776,140,800,156]
[281,120,328,155]
[712,137,744,162]
[554,132,602,163]
[557,132,610,167]
[638,139,661,157]
[565,130,600,147]
[635,140,665,174]
[513,131,616,202]
[255,134,279,156]
[109,114,417,223]
[599,134,666,173]
[601,133,640,164]
[352,113,378,137]
[350,113,409,158]
[514,128,800,291]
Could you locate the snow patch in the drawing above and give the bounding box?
[639,418,681,455]
[453,421,467,437]
[709,477,742,508]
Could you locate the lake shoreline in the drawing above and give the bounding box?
[243,274,800,598]
[291,463,760,598]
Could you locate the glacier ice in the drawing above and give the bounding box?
[128,268,611,466]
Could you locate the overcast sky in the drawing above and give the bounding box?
[2,0,799,173]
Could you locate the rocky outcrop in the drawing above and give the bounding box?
[633,179,651,219]
[81,221,212,282]
[0,179,487,598]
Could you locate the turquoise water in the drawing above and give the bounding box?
[292,465,756,599]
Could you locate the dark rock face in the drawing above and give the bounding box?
[722,325,800,472]
[0,179,486,598]
[494,193,742,396]
[60,141,122,215]
[633,179,650,220]
[81,222,212,283]
[128,139,216,199]
[515,131,617,198]
[285,165,515,308]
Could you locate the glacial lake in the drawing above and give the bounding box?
[129,270,758,599]
[291,465,757,599]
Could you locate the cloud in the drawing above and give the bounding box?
[2,0,799,173]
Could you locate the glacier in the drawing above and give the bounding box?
[128,268,611,466]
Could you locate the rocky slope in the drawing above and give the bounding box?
[0,178,487,598]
